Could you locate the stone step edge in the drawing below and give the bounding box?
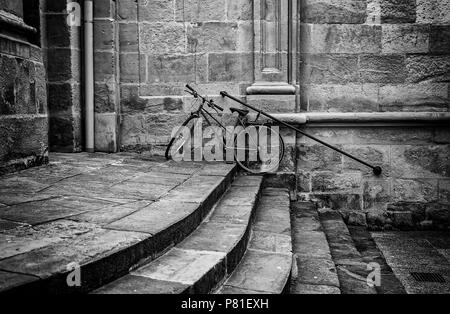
[93,175,264,294]
[214,188,293,294]
[1,165,238,295]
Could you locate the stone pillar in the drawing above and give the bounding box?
[45,0,82,152]
[93,0,120,152]
[246,0,298,114]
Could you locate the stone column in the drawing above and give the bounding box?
[246,0,298,114]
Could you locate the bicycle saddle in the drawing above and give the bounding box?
[230,107,249,116]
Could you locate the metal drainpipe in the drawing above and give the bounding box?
[84,0,95,153]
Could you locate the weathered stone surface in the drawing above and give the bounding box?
[416,0,450,24]
[406,55,450,83]
[301,24,381,54]
[336,264,377,294]
[363,180,390,210]
[94,275,189,294]
[117,0,137,20]
[187,22,238,53]
[224,249,292,293]
[94,20,115,51]
[46,14,72,48]
[119,23,138,52]
[341,210,368,227]
[342,145,390,176]
[312,172,362,193]
[430,25,450,54]
[139,23,186,54]
[292,283,341,294]
[105,200,198,234]
[208,53,253,82]
[301,54,359,84]
[314,194,362,211]
[94,51,115,82]
[147,54,207,83]
[249,231,292,254]
[298,144,342,172]
[246,95,296,113]
[359,54,406,83]
[303,83,379,112]
[391,145,450,178]
[380,0,416,23]
[47,48,80,82]
[439,180,450,204]
[379,83,449,112]
[176,0,227,22]
[300,0,367,24]
[382,24,429,53]
[293,230,332,259]
[392,179,438,203]
[226,0,253,21]
[139,0,174,22]
[295,256,339,287]
[426,204,450,225]
[133,248,226,286]
[94,0,115,18]
[0,271,39,293]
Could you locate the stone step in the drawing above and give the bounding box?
[216,188,293,294]
[94,175,264,294]
[0,154,237,294]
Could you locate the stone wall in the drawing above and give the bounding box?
[297,0,450,230]
[117,0,254,154]
[0,0,49,174]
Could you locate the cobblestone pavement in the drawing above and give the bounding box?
[372,231,450,294]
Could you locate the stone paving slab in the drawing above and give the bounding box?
[0,271,39,293]
[291,283,341,294]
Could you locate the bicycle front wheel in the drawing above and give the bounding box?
[165,116,199,160]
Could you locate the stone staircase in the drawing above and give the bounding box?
[95,179,293,294]
[0,153,293,294]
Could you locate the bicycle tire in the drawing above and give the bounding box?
[165,115,198,160]
[233,126,285,174]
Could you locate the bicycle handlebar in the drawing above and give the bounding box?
[185,84,224,112]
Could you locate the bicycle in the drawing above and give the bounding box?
[165,84,285,174]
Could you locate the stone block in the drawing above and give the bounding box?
[297,144,342,172]
[94,20,115,51]
[47,48,80,82]
[300,0,367,24]
[387,202,427,224]
[94,0,115,18]
[406,55,450,83]
[48,83,80,114]
[117,0,137,21]
[416,0,450,24]
[391,145,450,178]
[147,54,207,84]
[313,194,362,211]
[430,25,450,54]
[186,22,238,53]
[246,95,296,113]
[311,172,362,193]
[387,211,415,229]
[382,24,429,53]
[301,54,359,84]
[301,24,381,54]
[302,83,379,112]
[426,203,450,224]
[359,54,405,83]
[379,83,449,112]
[139,0,174,22]
[120,53,140,83]
[237,21,253,52]
[46,14,72,48]
[340,210,367,227]
[95,82,116,113]
[380,0,416,23]
[175,0,226,22]
[392,179,438,203]
[94,51,115,82]
[363,180,390,210]
[119,23,138,52]
[226,0,253,21]
[139,23,186,54]
[208,53,253,82]
[439,180,450,204]
[95,113,118,153]
[342,145,390,176]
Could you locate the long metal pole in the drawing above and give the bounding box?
[220,91,382,176]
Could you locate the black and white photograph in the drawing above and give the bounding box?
[0,0,449,306]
